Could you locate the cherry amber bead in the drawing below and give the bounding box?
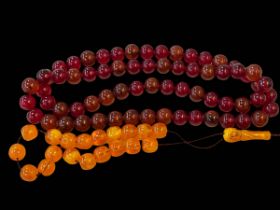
[130,81,144,96]
[38,159,56,176]
[19,95,36,110]
[144,77,160,94]
[265,89,277,103]
[58,116,74,133]
[230,63,245,79]
[63,148,81,165]
[111,47,125,61]
[173,110,188,126]
[246,64,263,82]
[157,58,171,74]
[76,133,93,149]
[204,110,219,127]
[52,69,68,84]
[8,143,26,161]
[92,113,108,129]
[96,49,110,64]
[213,54,228,66]
[45,129,62,145]
[127,59,141,75]
[74,115,91,132]
[26,108,44,124]
[218,96,234,112]
[172,60,186,75]
[113,83,129,100]
[204,92,219,108]
[84,95,100,112]
[45,145,63,162]
[67,56,81,69]
[40,96,56,110]
[258,76,273,92]
[152,122,167,138]
[142,138,158,153]
[263,102,279,117]
[142,59,156,74]
[219,113,235,128]
[155,45,169,59]
[108,111,123,127]
[70,102,85,118]
[201,64,215,80]
[109,140,126,157]
[21,77,39,94]
[41,114,58,130]
[140,44,154,59]
[20,164,38,182]
[124,109,139,125]
[82,67,97,82]
[199,51,212,65]
[184,48,198,63]
[98,64,112,79]
[170,45,184,61]
[189,86,205,102]
[175,82,190,97]
[37,83,52,97]
[126,138,141,154]
[121,124,138,139]
[250,92,267,107]
[235,97,250,113]
[189,110,204,126]
[99,89,115,106]
[215,64,231,80]
[112,60,126,77]
[79,153,96,170]
[93,146,111,163]
[140,109,156,125]
[156,108,173,124]
[125,44,139,59]
[235,113,251,129]
[68,68,82,84]
[160,79,174,95]
[52,60,67,71]
[186,62,200,78]
[60,133,77,149]
[91,129,108,146]
[36,69,52,84]
[80,50,95,66]
[251,110,269,128]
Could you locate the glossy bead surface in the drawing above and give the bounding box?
[82,67,97,82]
[152,122,167,138]
[199,51,212,65]
[175,81,190,97]
[170,45,184,61]
[251,111,269,128]
[98,64,112,79]
[140,44,154,59]
[186,62,200,78]
[68,68,81,84]
[157,58,171,74]
[215,64,231,80]
[52,69,68,84]
[70,102,85,118]
[130,81,144,96]
[21,124,38,141]
[109,140,126,157]
[155,45,169,59]
[250,92,267,107]
[36,69,52,84]
[219,113,235,128]
[76,133,93,149]
[63,149,81,165]
[236,114,251,129]
[125,44,139,59]
[108,111,123,127]
[142,59,156,74]
[127,59,141,75]
[45,129,62,145]
[74,115,91,132]
[172,60,186,75]
[263,102,279,117]
[204,110,219,127]
[57,116,74,133]
[37,83,52,97]
[121,124,138,139]
[93,146,111,163]
[201,64,215,80]
[112,60,126,77]
[189,85,205,102]
[99,89,115,106]
[137,123,153,139]
[156,108,173,124]
[246,64,263,81]
[160,80,174,95]
[67,56,81,69]
[111,47,125,61]
[60,133,77,149]
[106,126,122,141]
[265,89,277,103]
[52,60,67,71]
[91,113,107,129]
[38,159,56,176]
[142,138,158,153]
[41,114,57,130]
[20,164,38,182]
[258,76,273,92]
[84,95,100,112]
[45,145,63,162]
[91,129,108,146]
[124,109,139,125]
[96,49,110,64]
[144,77,160,94]
[218,96,234,112]
[19,95,36,110]
[189,110,204,126]
[173,110,188,126]
[213,54,228,66]
[204,92,219,108]
[80,50,95,66]
[113,83,129,100]
[140,109,156,125]
[230,63,245,79]
[40,96,56,110]
[235,97,250,113]
[21,77,39,94]
[79,153,96,170]
[126,138,141,154]
[8,143,26,161]
[26,108,44,124]
[184,48,198,63]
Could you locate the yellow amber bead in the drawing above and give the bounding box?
[137,123,153,140]
[38,159,56,176]
[45,129,62,145]
[79,153,96,170]
[107,126,122,141]
[93,146,111,163]
[63,148,81,165]
[91,129,108,146]
[121,124,138,139]
[142,137,158,153]
[20,164,38,182]
[76,133,93,149]
[152,122,167,139]
[45,145,63,162]
[109,140,126,157]
[126,138,141,154]
[60,133,77,149]
[21,124,38,141]
[8,143,26,161]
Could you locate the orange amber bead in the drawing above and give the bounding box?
[213,54,228,66]
[201,64,215,80]
[45,145,63,162]
[38,159,56,176]
[93,146,111,163]
[246,64,263,81]
[107,126,122,141]
[142,137,158,153]
[21,124,38,141]
[76,133,93,149]
[152,122,168,139]
[63,148,81,165]
[137,123,153,140]
[8,143,26,161]
[45,129,62,145]
[109,140,126,157]
[79,153,96,170]
[126,138,141,154]
[91,129,108,146]
[60,133,77,149]
[121,124,138,139]
[20,164,38,182]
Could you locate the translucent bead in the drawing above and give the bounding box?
[82,66,97,82]
[250,92,267,107]
[236,114,251,129]
[45,129,62,145]
[40,114,57,131]
[137,123,153,139]
[53,102,69,117]
[215,64,231,80]
[172,110,188,126]
[91,129,108,146]
[201,64,215,80]
[204,110,219,127]
[263,102,279,117]
[126,138,141,154]
[98,64,112,79]
[265,89,277,103]
[8,143,26,161]
[19,94,36,110]
[70,102,85,118]
[258,76,273,92]
[52,60,67,71]
[160,79,175,95]
[21,77,39,94]
[113,83,129,100]
[67,56,81,69]
[140,44,154,59]
[76,133,93,149]
[38,159,56,176]
[36,69,52,84]
[129,81,144,96]
[142,59,156,74]
[144,77,160,94]
[107,126,122,141]
[68,68,82,84]
[213,54,228,66]
[184,48,198,63]
[84,95,100,112]
[125,44,139,59]
[142,138,158,153]
[57,116,74,133]
[140,109,156,125]
[111,47,125,61]
[189,86,205,102]
[20,164,38,182]
[156,108,173,124]
[40,96,56,110]
[60,133,77,149]
[170,45,184,61]
[109,140,126,157]
[99,89,115,106]
[108,111,123,126]
[235,97,250,113]
[123,109,139,125]
[96,49,110,64]
[230,63,245,79]
[155,45,169,59]
[80,50,96,66]
[246,64,263,82]
[157,58,171,74]
[45,145,63,162]
[63,148,81,165]
[26,108,44,124]
[219,113,235,128]
[189,110,204,126]
[93,146,111,163]
[152,122,167,139]
[121,124,138,139]
[91,113,108,130]
[199,51,212,65]
[127,60,141,75]
[186,62,200,78]
[79,153,96,170]
[172,61,186,75]
[175,81,190,97]
[52,69,68,84]
[36,83,52,97]
[218,96,234,112]
[74,115,91,132]
[21,124,38,141]
[251,111,269,128]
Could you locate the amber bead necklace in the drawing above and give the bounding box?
[9,44,279,182]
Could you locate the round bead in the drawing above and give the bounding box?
[74,115,91,132]
[19,95,36,110]
[68,68,81,84]
[230,63,245,79]
[156,108,173,124]
[219,113,235,128]
[93,146,111,163]
[98,64,112,79]
[144,77,160,94]
[109,140,126,157]
[125,44,139,59]
[170,45,184,61]
[41,114,57,130]
[142,138,158,153]
[250,92,267,107]
[70,102,85,118]
[36,69,52,84]
[67,56,81,69]
[251,111,269,128]
[152,122,167,139]
[157,58,171,74]
[215,64,231,80]
[21,77,39,94]
[91,113,107,130]
[126,138,141,154]
[140,109,156,125]
[173,110,188,126]
[107,126,122,141]
[172,60,186,75]
[76,133,93,149]
[80,50,95,66]
[96,49,110,64]
[113,83,129,100]
[201,64,215,80]
[82,67,97,82]
[52,69,68,84]
[263,102,279,117]
[186,62,200,78]
[8,143,26,161]
[204,110,219,127]
[45,129,62,145]
[127,59,141,75]
[108,111,123,127]
[79,153,96,170]
[99,89,115,106]
[20,164,38,182]
[91,129,108,146]
[60,133,77,149]
[236,114,251,129]
[160,79,174,95]
[235,97,250,113]
[218,96,234,112]
[213,54,228,66]
[184,48,198,63]
[142,59,156,74]
[111,47,125,61]
[140,44,154,59]
[121,124,138,139]
[246,64,263,81]
[189,110,204,126]
[251,81,261,92]
[112,60,126,77]
[40,96,56,110]
[258,76,273,92]
[38,159,56,176]
[84,95,100,112]
[199,51,212,65]
[57,116,74,133]
[37,83,52,97]
[52,60,67,71]
[26,108,44,124]
[63,148,81,165]
[45,145,63,162]
[130,81,144,96]
[204,92,219,108]
[137,123,153,139]
[189,85,205,102]
[124,109,139,125]
[265,89,278,103]
[155,45,169,59]
[21,124,38,141]
[175,81,190,97]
